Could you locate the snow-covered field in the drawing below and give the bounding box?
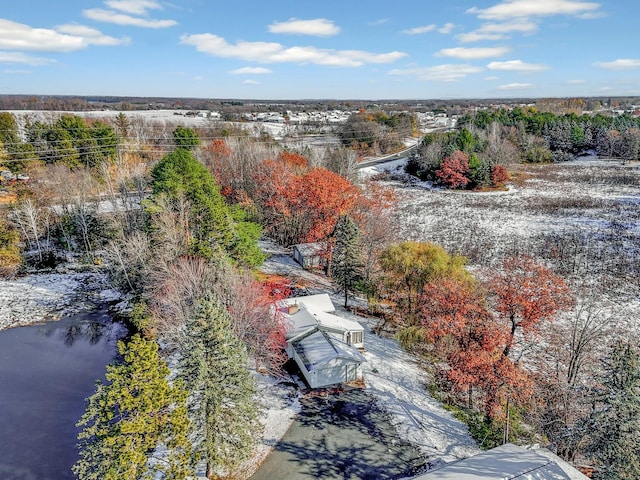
[363,156,640,270]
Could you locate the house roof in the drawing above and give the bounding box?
[292,242,327,257]
[279,293,335,313]
[283,306,318,340]
[292,328,365,372]
[413,444,589,480]
[313,310,364,334]
[279,294,364,339]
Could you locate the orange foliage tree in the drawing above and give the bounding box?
[490,165,508,186]
[251,158,360,246]
[419,256,571,419]
[420,279,531,417]
[486,255,573,358]
[277,151,308,170]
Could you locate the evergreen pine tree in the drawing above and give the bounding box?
[74,335,193,480]
[179,294,262,479]
[584,341,640,480]
[331,214,363,308]
[148,147,264,267]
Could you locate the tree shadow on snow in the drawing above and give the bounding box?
[271,389,429,479]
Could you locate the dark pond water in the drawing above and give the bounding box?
[0,310,128,480]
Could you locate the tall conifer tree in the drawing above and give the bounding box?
[74,335,193,480]
[331,214,363,308]
[179,294,262,479]
[584,341,640,480]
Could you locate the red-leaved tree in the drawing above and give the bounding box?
[486,255,573,359]
[490,164,508,186]
[420,278,534,417]
[251,160,360,246]
[436,150,470,189]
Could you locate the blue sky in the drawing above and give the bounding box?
[0,0,639,100]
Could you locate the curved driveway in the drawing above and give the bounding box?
[251,388,428,480]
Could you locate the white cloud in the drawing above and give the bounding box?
[402,24,436,35]
[484,75,500,80]
[487,59,549,72]
[243,79,260,85]
[439,22,456,34]
[180,33,407,67]
[370,18,390,26]
[479,19,538,33]
[0,19,128,52]
[456,32,506,43]
[83,8,177,28]
[578,11,607,19]
[0,19,83,51]
[230,66,272,74]
[104,0,162,15]
[403,23,455,35]
[55,24,130,46]
[268,18,339,36]
[0,51,56,65]
[593,59,640,70]
[567,79,586,84]
[497,82,535,90]
[467,0,601,20]
[436,46,510,59]
[457,19,538,43]
[389,64,483,82]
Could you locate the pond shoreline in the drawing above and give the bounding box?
[0,268,127,332]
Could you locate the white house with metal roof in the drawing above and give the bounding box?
[277,293,366,388]
[278,294,365,349]
[286,327,366,389]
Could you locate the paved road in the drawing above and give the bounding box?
[251,389,428,480]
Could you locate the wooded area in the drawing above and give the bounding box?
[0,104,638,479]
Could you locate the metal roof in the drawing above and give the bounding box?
[413,444,588,480]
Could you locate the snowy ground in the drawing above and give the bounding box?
[362,156,640,267]
[248,243,479,478]
[354,314,479,462]
[0,270,124,331]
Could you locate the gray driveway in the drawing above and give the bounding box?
[251,388,429,480]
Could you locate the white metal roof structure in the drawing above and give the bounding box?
[413,444,589,480]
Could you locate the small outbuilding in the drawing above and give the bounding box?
[292,242,328,270]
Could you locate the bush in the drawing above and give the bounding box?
[0,219,21,277]
[446,403,536,450]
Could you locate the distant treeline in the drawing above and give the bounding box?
[2,94,640,115]
[459,106,640,160]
